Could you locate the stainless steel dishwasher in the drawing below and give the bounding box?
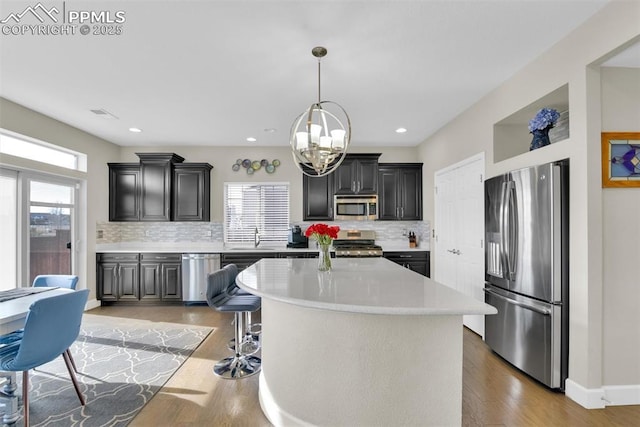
[181,253,221,304]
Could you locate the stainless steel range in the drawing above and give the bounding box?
[332,230,383,257]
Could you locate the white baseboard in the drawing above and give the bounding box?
[566,379,640,408]
[565,379,605,409]
[86,298,101,310]
[603,384,640,406]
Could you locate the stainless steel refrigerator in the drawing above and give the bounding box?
[484,159,569,390]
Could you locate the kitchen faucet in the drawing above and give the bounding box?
[254,227,260,248]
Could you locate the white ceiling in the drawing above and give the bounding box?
[0,1,615,148]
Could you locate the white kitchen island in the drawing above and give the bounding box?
[237,257,496,427]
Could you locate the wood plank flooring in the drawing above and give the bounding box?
[87,305,640,426]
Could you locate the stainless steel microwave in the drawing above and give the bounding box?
[334,195,378,221]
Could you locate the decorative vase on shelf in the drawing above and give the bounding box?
[530,126,552,151]
[318,243,332,272]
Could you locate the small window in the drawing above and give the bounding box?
[224,183,290,244]
[0,129,86,172]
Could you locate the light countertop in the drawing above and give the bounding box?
[95,241,429,253]
[236,257,495,316]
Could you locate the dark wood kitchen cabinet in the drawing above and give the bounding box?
[173,163,213,221]
[221,252,279,272]
[108,153,212,222]
[333,154,380,195]
[108,164,141,221]
[138,153,184,221]
[303,166,334,221]
[140,253,182,301]
[96,253,140,302]
[377,163,423,220]
[383,251,429,277]
[97,252,182,304]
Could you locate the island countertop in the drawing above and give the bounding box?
[236,257,496,316]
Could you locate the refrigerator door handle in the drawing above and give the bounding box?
[500,181,516,281]
[483,287,551,316]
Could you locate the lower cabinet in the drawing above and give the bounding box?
[383,251,430,277]
[221,252,280,272]
[221,251,322,271]
[97,253,182,304]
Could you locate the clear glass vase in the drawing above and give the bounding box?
[318,243,332,271]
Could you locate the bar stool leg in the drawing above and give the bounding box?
[214,312,261,379]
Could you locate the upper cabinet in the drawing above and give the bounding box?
[302,166,334,221]
[109,163,141,221]
[138,153,184,221]
[172,163,213,222]
[333,153,381,195]
[377,163,423,221]
[109,153,212,222]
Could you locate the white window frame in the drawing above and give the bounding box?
[224,182,290,244]
[0,128,87,172]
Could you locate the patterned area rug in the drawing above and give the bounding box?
[1,314,213,426]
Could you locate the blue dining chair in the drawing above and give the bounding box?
[0,289,89,427]
[32,275,79,290]
[1,275,80,370]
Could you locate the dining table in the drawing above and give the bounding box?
[0,287,74,335]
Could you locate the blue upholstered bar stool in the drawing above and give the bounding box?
[206,267,261,379]
[222,264,262,354]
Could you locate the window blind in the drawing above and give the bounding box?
[224,182,290,243]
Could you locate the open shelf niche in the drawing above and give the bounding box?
[493,84,569,163]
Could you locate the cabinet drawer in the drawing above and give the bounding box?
[97,253,140,262]
[140,253,182,262]
[383,251,428,261]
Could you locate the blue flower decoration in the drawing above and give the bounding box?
[528,108,560,132]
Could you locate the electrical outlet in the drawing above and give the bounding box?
[145,230,152,237]
[96,230,103,239]
[205,230,212,237]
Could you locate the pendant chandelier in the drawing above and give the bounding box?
[290,46,351,177]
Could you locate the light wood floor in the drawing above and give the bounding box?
[87,305,640,426]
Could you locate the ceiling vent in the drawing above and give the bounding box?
[90,109,118,119]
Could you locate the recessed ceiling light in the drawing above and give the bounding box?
[129,127,142,133]
[247,137,257,142]
[395,127,407,133]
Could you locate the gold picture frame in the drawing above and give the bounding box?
[601,132,640,188]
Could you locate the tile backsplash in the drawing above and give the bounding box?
[96,220,430,247]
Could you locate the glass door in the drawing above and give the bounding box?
[29,179,76,284]
[0,170,18,291]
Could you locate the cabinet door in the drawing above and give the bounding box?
[399,167,422,220]
[109,164,140,221]
[333,158,357,194]
[303,170,334,220]
[160,262,182,301]
[377,167,399,220]
[140,262,162,300]
[173,164,212,221]
[97,261,119,301]
[140,161,171,221]
[118,262,140,300]
[357,158,378,194]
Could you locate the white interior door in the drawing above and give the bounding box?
[434,153,485,337]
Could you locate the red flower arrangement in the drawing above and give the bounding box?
[305,223,340,246]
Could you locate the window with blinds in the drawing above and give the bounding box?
[224,182,290,243]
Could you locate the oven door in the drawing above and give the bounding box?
[334,196,377,220]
